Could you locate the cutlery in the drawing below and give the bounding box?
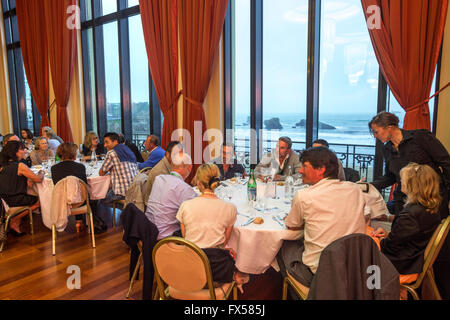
[238,213,251,218]
[272,216,284,227]
[241,217,255,226]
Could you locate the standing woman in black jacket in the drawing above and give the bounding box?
[369,111,450,299]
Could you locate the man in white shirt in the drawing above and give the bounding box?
[277,146,367,288]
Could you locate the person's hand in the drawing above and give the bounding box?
[371,227,388,239]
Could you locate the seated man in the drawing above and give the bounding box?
[312,139,346,181]
[138,135,165,171]
[143,141,183,203]
[255,136,300,180]
[145,153,197,239]
[209,142,245,180]
[118,133,143,163]
[277,147,367,288]
[99,132,139,205]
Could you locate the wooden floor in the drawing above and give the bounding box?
[0,212,283,300]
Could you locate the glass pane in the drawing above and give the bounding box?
[103,21,122,133]
[9,0,15,10]
[2,0,9,13]
[80,0,93,22]
[11,14,19,43]
[233,0,251,169]
[101,0,117,16]
[263,0,308,155]
[82,28,98,133]
[127,0,139,8]
[24,67,34,130]
[129,15,150,141]
[319,0,378,180]
[4,17,11,44]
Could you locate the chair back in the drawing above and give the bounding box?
[53,176,90,205]
[138,167,152,175]
[415,215,450,288]
[152,237,216,299]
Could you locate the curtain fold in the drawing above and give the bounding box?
[16,0,50,133]
[139,0,179,150]
[44,0,77,143]
[361,0,449,130]
[178,0,229,181]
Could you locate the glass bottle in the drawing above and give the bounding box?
[247,169,257,202]
[285,165,294,200]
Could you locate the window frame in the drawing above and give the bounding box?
[223,0,442,180]
[80,0,161,143]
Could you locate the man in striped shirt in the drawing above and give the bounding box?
[99,132,139,205]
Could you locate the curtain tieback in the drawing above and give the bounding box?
[164,90,183,116]
[406,81,450,113]
[183,95,204,108]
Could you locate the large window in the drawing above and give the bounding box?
[225,0,441,181]
[2,0,40,135]
[80,0,160,147]
[318,0,379,179]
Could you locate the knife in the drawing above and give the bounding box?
[272,216,284,227]
[241,217,255,226]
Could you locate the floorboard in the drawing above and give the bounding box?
[0,212,283,300]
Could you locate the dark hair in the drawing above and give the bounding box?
[104,132,120,143]
[21,129,34,140]
[221,142,235,150]
[148,135,160,146]
[117,133,125,144]
[279,136,292,149]
[56,143,78,161]
[313,139,329,148]
[2,133,17,147]
[300,146,339,179]
[368,112,399,132]
[166,141,183,154]
[0,140,25,166]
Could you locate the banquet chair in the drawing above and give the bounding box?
[112,199,125,228]
[401,215,450,300]
[282,270,309,300]
[51,178,96,255]
[153,237,237,300]
[139,167,152,175]
[0,198,34,252]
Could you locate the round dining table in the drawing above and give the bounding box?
[30,161,111,230]
[215,180,304,274]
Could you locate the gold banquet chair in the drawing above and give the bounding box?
[401,215,450,300]
[282,270,309,300]
[0,199,34,252]
[112,199,125,228]
[51,178,96,255]
[153,237,237,300]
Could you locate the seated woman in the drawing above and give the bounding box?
[42,126,63,144]
[0,141,44,236]
[30,137,55,166]
[21,129,34,151]
[81,131,105,162]
[51,143,88,232]
[176,164,247,286]
[372,163,442,297]
[44,131,61,154]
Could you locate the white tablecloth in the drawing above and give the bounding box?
[216,181,303,274]
[30,162,111,230]
[218,180,388,274]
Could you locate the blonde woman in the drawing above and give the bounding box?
[81,131,105,161]
[30,137,55,166]
[176,164,249,286]
[372,163,442,292]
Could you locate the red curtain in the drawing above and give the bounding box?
[44,0,77,143]
[178,0,229,181]
[139,0,179,150]
[362,0,449,130]
[16,0,50,132]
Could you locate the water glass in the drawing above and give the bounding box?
[234,172,242,183]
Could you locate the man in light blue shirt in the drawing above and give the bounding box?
[138,135,166,170]
[145,152,197,239]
